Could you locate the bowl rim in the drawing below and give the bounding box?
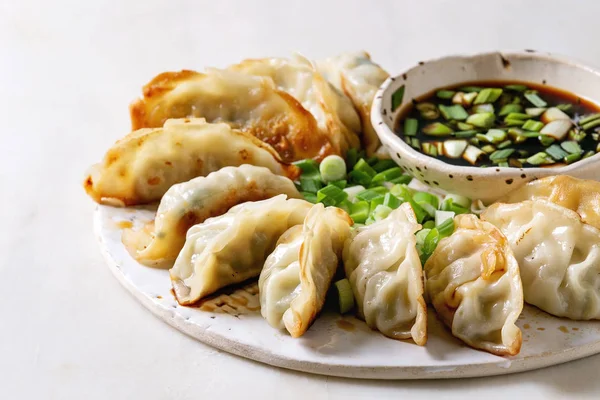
[371,49,600,177]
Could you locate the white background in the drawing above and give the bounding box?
[1,0,600,398]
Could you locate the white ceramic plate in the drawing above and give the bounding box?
[95,204,600,379]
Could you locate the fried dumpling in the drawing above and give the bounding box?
[122,165,301,267]
[84,118,299,206]
[500,175,600,230]
[317,51,389,155]
[129,69,333,162]
[342,204,427,345]
[424,215,523,356]
[259,204,352,337]
[170,195,312,305]
[482,199,600,320]
[230,55,361,157]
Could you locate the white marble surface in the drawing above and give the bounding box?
[2,0,600,398]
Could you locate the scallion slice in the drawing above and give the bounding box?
[498,103,522,116]
[568,129,586,142]
[474,88,503,104]
[581,119,600,131]
[436,215,455,238]
[436,89,456,99]
[524,91,548,107]
[343,185,365,201]
[383,192,401,209]
[564,152,582,164]
[347,170,372,186]
[442,140,468,158]
[522,120,544,132]
[540,119,572,140]
[422,122,453,136]
[472,103,494,114]
[539,135,556,146]
[489,148,515,161]
[579,113,600,126]
[481,145,496,154]
[545,144,569,161]
[525,107,546,117]
[390,184,413,202]
[372,167,403,183]
[334,279,355,314]
[301,192,318,204]
[373,204,393,221]
[439,104,468,121]
[372,159,397,172]
[349,201,370,223]
[355,187,387,201]
[317,184,348,206]
[319,155,347,183]
[466,112,495,128]
[457,122,474,131]
[454,130,477,138]
[460,86,483,93]
[463,145,486,165]
[435,210,455,227]
[505,84,528,92]
[353,158,376,177]
[526,152,555,165]
[416,102,440,120]
[404,118,418,136]
[299,176,323,193]
[560,140,583,154]
[541,107,570,124]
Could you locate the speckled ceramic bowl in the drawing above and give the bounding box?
[372,50,600,203]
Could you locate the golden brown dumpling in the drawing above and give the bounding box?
[129,69,333,162]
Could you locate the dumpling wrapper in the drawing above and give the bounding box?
[424,214,523,356]
[482,199,600,320]
[342,203,427,346]
[259,204,353,337]
[500,175,600,230]
[122,165,301,268]
[229,55,361,157]
[84,118,299,206]
[317,51,389,155]
[129,69,333,162]
[170,195,312,305]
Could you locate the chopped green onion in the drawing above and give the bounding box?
[299,176,323,193]
[490,148,515,161]
[509,159,523,168]
[436,89,456,99]
[293,159,320,175]
[541,107,570,124]
[411,138,421,149]
[422,228,441,257]
[505,84,528,92]
[348,170,372,186]
[373,204,393,221]
[334,279,355,314]
[390,184,414,201]
[522,120,544,132]
[353,158,376,177]
[504,119,526,127]
[474,88,503,105]
[349,201,370,223]
[539,135,556,146]
[564,152,582,164]
[481,144,496,154]
[301,192,317,203]
[522,130,543,138]
[466,112,495,128]
[371,159,396,172]
[388,175,412,185]
[504,112,530,121]
[579,113,600,126]
[497,161,509,167]
[463,145,486,165]
[416,102,440,120]
[497,140,512,149]
[457,122,474,131]
[355,187,387,201]
[525,107,546,117]
[319,155,347,183]
[592,133,600,141]
[372,167,403,184]
[455,130,477,138]
[404,118,418,136]
[460,86,483,93]
[422,122,453,136]
[442,140,468,158]
[581,119,600,131]
[472,103,495,114]
[345,148,362,171]
[486,129,507,143]
[436,215,455,238]
[413,192,439,218]
[408,199,429,224]
[524,91,548,107]
[383,192,401,209]
[540,120,572,140]
[583,151,595,159]
[317,184,348,206]
[545,145,569,161]
[337,199,352,213]
[556,104,573,114]
[421,142,438,157]
[370,197,384,212]
[568,129,586,142]
[343,185,365,201]
[560,140,583,154]
[415,229,431,246]
[444,194,471,209]
[526,152,555,165]
[366,156,379,166]
[439,104,469,121]
[435,210,455,227]
[422,220,435,230]
[498,104,523,116]
[331,180,347,189]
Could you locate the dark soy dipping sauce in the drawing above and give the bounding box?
[394,80,600,168]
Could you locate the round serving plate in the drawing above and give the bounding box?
[95,204,600,380]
